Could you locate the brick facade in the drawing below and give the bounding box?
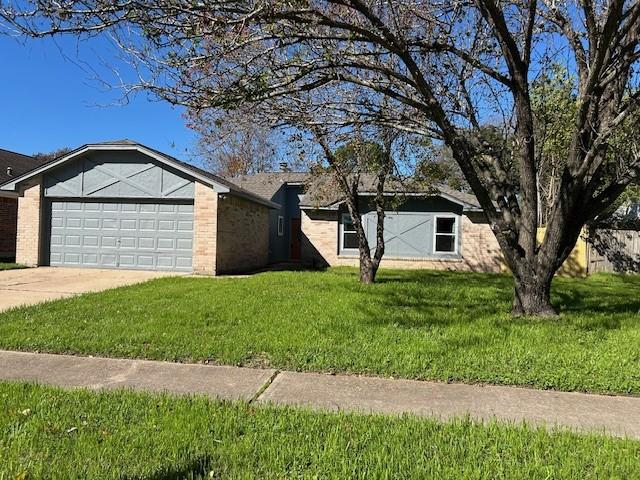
[192,181,218,275]
[301,208,504,272]
[15,177,43,267]
[459,212,503,273]
[216,194,270,274]
[0,197,18,259]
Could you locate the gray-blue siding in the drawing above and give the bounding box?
[268,187,288,262]
[43,150,195,199]
[339,197,464,259]
[268,184,304,263]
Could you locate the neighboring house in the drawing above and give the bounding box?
[0,140,278,274]
[0,148,49,260]
[233,172,504,273]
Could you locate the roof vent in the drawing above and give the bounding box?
[279,162,290,173]
[6,166,13,177]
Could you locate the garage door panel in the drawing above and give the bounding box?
[120,237,137,248]
[82,253,99,265]
[100,254,117,267]
[139,237,155,249]
[139,220,155,231]
[176,238,192,250]
[176,257,192,268]
[84,218,100,229]
[65,235,81,246]
[63,253,81,264]
[137,256,155,267]
[66,217,82,228]
[102,218,118,229]
[120,219,137,230]
[48,200,193,272]
[178,220,193,231]
[83,236,99,247]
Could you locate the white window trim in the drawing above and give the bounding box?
[433,214,459,255]
[340,213,359,252]
[277,215,285,237]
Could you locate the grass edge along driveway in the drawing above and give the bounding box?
[0,262,27,271]
[0,268,638,395]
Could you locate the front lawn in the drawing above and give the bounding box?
[1,382,639,479]
[0,269,639,394]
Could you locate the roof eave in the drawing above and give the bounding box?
[0,190,18,198]
[299,204,340,211]
[226,189,281,209]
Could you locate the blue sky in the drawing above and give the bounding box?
[1,33,198,162]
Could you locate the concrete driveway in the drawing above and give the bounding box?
[0,267,182,312]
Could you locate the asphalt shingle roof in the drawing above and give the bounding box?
[231,171,482,210]
[0,148,48,184]
[231,172,310,200]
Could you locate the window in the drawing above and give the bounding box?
[341,213,359,251]
[434,216,458,254]
[277,216,285,237]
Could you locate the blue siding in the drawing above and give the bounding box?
[43,151,195,199]
[268,184,304,262]
[339,197,462,259]
[268,187,288,262]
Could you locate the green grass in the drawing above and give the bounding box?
[0,262,26,270]
[1,381,639,479]
[0,268,639,394]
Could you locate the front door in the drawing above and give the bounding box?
[290,217,301,260]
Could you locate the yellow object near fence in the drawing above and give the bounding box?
[537,227,588,277]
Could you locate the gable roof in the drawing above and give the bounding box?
[0,140,279,209]
[233,171,481,211]
[0,148,48,185]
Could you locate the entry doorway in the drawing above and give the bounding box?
[290,218,301,260]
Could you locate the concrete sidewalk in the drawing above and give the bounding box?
[2,350,640,439]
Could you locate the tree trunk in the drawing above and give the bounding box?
[359,254,378,284]
[512,271,556,316]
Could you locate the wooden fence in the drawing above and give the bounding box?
[587,229,640,274]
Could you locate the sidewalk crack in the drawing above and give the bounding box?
[249,370,280,404]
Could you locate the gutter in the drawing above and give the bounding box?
[0,190,18,199]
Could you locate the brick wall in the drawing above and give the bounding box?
[216,194,270,274]
[0,197,18,259]
[300,209,339,267]
[459,212,504,273]
[192,182,218,275]
[15,177,42,267]
[301,208,504,272]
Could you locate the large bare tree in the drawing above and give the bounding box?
[188,108,280,177]
[2,0,639,315]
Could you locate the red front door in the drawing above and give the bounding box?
[290,218,301,260]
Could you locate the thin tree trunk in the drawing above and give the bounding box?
[359,253,378,284]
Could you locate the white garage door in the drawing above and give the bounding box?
[48,200,193,271]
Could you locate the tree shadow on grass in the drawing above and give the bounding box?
[373,269,511,289]
[350,269,638,332]
[348,270,513,329]
[122,455,211,480]
[553,278,640,316]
